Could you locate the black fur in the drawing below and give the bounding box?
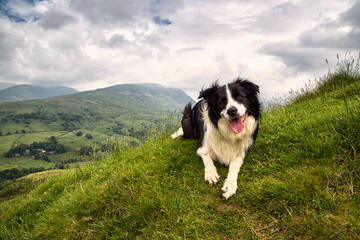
[181,78,261,148]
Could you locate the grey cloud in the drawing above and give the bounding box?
[38,10,78,30]
[248,1,304,33]
[0,30,23,62]
[299,26,360,49]
[69,0,184,27]
[107,34,129,48]
[297,1,360,50]
[30,60,110,87]
[341,0,360,27]
[0,29,27,82]
[151,0,184,15]
[172,15,233,43]
[105,32,168,59]
[176,47,204,52]
[260,42,327,71]
[259,0,359,72]
[69,0,149,26]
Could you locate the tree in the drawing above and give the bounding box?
[76,131,83,136]
[55,144,66,154]
[42,154,50,162]
[85,134,93,139]
[55,163,65,169]
[49,136,57,144]
[79,146,93,156]
[30,149,37,156]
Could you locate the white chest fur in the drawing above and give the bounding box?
[201,104,257,166]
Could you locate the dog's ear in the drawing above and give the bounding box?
[198,82,219,100]
[234,78,259,94]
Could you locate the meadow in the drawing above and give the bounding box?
[0,57,359,239]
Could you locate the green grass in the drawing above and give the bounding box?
[0,131,66,154]
[0,83,188,170]
[15,131,66,145]
[0,59,359,239]
[0,156,54,171]
[0,134,19,154]
[0,129,136,171]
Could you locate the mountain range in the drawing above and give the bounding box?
[0,82,194,172]
[0,84,78,103]
[0,82,194,133]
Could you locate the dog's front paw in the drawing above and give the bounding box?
[221,179,237,200]
[204,167,220,185]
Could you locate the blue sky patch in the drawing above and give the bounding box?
[153,15,172,26]
[0,0,45,22]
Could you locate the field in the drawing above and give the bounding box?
[0,130,102,170]
[0,58,359,239]
[0,128,142,171]
[0,83,190,171]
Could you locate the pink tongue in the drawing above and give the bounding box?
[230,115,246,134]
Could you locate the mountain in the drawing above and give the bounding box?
[0,85,78,103]
[0,60,359,239]
[0,82,194,136]
[0,82,16,91]
[0,83,194,171]
[97,83,195,110]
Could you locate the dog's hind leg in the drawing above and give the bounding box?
[171,127,184,139]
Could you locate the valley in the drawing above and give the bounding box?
[0,83,193,178]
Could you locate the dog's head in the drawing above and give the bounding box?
[199,78,260,134]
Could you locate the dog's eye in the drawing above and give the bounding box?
[236,93,244,100]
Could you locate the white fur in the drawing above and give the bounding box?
[171,127,183,139]
[220,85,247,120]
[198,99,258,199]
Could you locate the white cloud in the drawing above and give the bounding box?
[0,0,358,101]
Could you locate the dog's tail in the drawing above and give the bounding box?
[171,102,193,139]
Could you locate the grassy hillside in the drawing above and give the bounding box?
[0,83,193,134]
[0,83,193,171]
[0,84,78,102]
[0,61,359,239]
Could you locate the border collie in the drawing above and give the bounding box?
[171,78,260,199]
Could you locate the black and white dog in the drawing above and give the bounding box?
[171,78,260,199]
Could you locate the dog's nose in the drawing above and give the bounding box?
[227,106,237,117]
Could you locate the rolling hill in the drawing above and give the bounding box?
[0,84,78,103]
[0,82,194,134]
[0,58,359,239]
[0,83,194,171]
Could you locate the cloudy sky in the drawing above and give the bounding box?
[0,0,359,100]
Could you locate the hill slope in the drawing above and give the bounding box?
[0,83,194,171]
[0,82,194,135]
[0,82,16,91]
[0,84,78,103]
[0,66,359,239]
[93,82,195,110]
